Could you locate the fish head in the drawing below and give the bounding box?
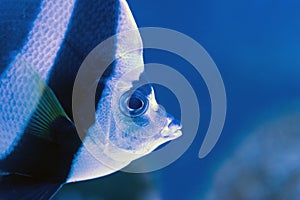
[80,0,182,168]
[87,67,182,165]
[111,83,182,155]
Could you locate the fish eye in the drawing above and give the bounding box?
[120,91,149,117]
[127,96,143,110]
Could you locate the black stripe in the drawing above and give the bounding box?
[0,0,121,183]
[0,0,43,75]
[48,0,120,119]
[0,117,81,182]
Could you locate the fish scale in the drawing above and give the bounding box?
[18,0,75,81]
[47,0,120,118]
[0,0,41,75]
[0,58,44,159]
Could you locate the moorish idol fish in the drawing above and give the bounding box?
[0,0,182,199]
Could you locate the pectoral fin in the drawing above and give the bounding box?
[23,66,71,141]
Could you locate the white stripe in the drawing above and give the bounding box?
[18,0,76,81]
[67,0,145,182]
[0,0,76,159]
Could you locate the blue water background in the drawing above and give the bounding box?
[48,0,300,199]
[125,0,300,199]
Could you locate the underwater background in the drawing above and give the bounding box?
[55,0,300,199]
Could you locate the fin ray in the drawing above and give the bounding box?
[25,71,69,140]
[0,58,69,160]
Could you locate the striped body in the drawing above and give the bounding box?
[0,0,143,197]
[0,0,182,198]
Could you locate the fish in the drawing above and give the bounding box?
[0,0,182,199]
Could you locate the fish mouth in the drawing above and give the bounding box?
[160,118,182,139]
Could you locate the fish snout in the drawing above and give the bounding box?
[168,118,181,130]
[160,116,182,139]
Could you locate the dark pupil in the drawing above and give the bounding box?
[127,96,143,110]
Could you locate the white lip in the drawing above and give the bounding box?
[160,120,183,139]
[171,129,182,138]
[169,123,182,132]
